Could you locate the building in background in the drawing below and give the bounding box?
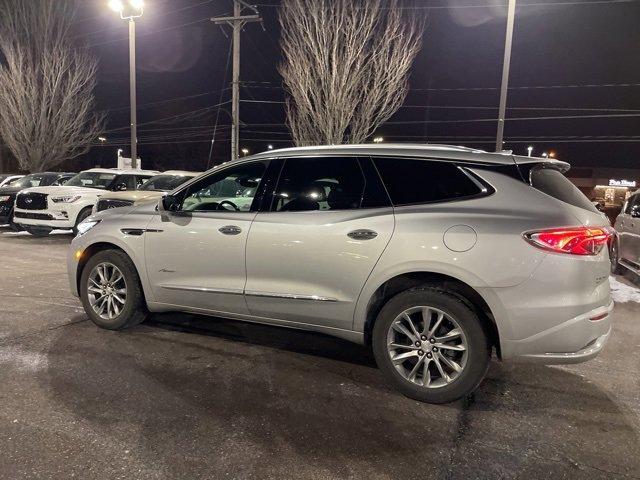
[567,167,639,222]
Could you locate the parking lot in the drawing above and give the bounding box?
[0,228,639,480]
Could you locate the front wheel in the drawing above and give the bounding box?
[372,286,490,404]
[80,249,148,330]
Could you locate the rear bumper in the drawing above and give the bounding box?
[503,301,613,364]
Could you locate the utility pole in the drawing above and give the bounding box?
[495,0,516,153]
[212,1,262,161]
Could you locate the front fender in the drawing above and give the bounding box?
[68,217,155,303]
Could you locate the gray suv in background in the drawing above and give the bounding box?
[613,191,640,276]
[67,145,614,404]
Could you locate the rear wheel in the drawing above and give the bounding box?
[80,249,148,330]
[372,286,490,404]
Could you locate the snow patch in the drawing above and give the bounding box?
[0,346,48,371]
[609,276,640,304]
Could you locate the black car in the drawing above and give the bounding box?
[0,172,75,226]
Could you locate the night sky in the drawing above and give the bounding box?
[72,0,640,172]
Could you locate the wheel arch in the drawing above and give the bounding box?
[361,271,501,358]
[76,241,150,305]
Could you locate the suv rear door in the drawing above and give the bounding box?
[244,156,394,330]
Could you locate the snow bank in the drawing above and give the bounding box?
[610,276,640,304]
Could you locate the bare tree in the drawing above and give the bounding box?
[279,0,424,146]
[0,0,104,172]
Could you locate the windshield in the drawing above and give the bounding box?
[140,174,192,192]
[11,174,55,189]
[66,172,117,189]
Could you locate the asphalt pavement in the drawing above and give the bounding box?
[0,227,639,480]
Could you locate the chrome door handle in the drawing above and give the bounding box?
[219,225,242,235]
[347,229,378,240]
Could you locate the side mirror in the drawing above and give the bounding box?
[115,183,128,191]
[161,194,181,212]
[631,207,640,219]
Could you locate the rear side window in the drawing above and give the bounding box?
[271,157,390,212]
[373,157,483,206]
[530,167,598,213]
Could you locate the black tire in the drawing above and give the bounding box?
[80,249,148,330]
[610,238,624,275]
[9,210,22,231]
[372,286,490,404]
[73,207,93,235]
[24,226,52,237]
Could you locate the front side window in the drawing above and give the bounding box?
[12,174,56,189]
[271,157,387,212]
[628,194,640,217]
[181,161,267,212]
[66,172,117,190]
[373,157,483,206]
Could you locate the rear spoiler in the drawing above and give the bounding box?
[512,155,570,174]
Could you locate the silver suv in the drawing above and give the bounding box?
[613,190,640,276]
[67,145,614,403]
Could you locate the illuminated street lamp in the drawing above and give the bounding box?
[241,148,250,156]
[267,144,274,150]
[373,136,384,144]
[108,0,144,169]
[527,145,533,157]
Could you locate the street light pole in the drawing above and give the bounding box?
[109,0,143,169]
[495,0,517,153]
[129,18,138,169]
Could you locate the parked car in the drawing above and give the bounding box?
[612,190,640,276]
[68,145,613,404]
[14,168,158,236]
[0,174,24,188]
[93,171,199,214]
[0,172,75,227]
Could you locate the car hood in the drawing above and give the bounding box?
[99,190,165,202]
[20,186,104,196]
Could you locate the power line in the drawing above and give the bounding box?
[255,0,638,9]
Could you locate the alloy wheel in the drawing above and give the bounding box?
[87,262,128,320]
[386,306,468,388]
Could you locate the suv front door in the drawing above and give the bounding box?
[144,161,269,314]
[244,156,394,330]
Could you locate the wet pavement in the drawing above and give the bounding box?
[0,228,639,479]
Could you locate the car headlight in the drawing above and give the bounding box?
[0,195,11,202]
[76,219,101,236]
[51,195,82,203]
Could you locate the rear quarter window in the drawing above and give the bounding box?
[530,166,598,213]
[373,157,484,206]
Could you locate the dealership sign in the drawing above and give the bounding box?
[609,179,637,188]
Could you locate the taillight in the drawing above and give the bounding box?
[523,227,612,256]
